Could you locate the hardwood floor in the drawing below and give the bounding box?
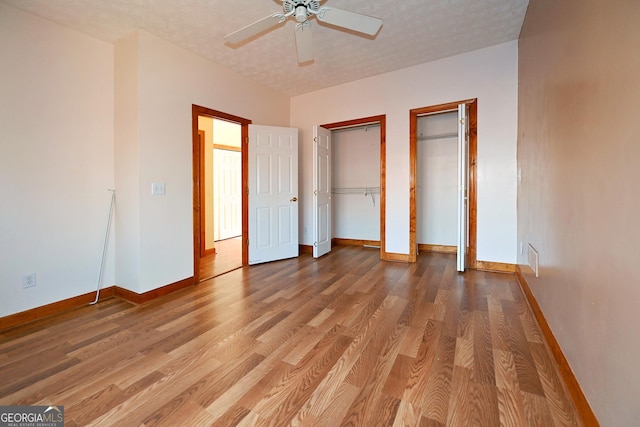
[199,237,243,281]
[0,246,581,426]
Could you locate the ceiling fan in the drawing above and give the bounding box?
[224,0,383,63]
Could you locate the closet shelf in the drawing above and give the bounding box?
[331,187,380,194]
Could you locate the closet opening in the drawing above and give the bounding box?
[417,110,458,254]
[316,115,387,258]
[332,123,381,247]
[409,99,477,269]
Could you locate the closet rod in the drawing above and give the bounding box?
[332,187,380,206]
[417,132,458,141]
[330,123,381,133]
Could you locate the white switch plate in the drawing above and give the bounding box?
[151,182,165,195]
[22,272,37,288]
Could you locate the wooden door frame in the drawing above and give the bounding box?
[409,99,477,267]
[192,105,251,282]
[320,115,387,259]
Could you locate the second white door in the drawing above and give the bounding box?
[313,126,332,258]
[248,124,299,265]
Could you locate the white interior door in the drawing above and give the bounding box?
[313,126,332,258]
[457,104,469,272]
[248,125,299,265]
[214,149,242,240]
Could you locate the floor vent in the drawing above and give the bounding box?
[527,243,539,277]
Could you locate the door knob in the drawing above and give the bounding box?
[290,197,298,202]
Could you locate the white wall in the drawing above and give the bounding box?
[291,42,518,262]
[332,126,380,241]
[0,4,115,316]
[114,30,290,293]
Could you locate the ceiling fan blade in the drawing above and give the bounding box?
[295,22,314,63]
[317,7,382,36]
[224,13,284,44]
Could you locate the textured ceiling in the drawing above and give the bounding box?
[1,0,529,96]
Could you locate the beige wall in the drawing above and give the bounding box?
[518,1,640,424]
[213,119,241,148]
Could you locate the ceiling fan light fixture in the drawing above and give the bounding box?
[295,5,308,23]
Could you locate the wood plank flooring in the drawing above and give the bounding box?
[0,246,581,426]
[199,237,243,281]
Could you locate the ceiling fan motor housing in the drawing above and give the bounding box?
[295,6,308,22]
[284,1,320,22]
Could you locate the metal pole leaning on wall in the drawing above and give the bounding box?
[90,189,115,305]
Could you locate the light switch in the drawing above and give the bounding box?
[151,182,165,195]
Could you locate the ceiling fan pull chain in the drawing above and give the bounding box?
[296,21,311,32]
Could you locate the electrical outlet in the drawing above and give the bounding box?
[151,182,165,195]
[22,272,37,288]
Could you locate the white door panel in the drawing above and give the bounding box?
[249,125,299,264]
[214,149,242,240]
[313,126,332,258]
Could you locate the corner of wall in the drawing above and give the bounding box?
[114,31,142,293]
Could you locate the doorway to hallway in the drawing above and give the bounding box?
[192,105,250,282]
